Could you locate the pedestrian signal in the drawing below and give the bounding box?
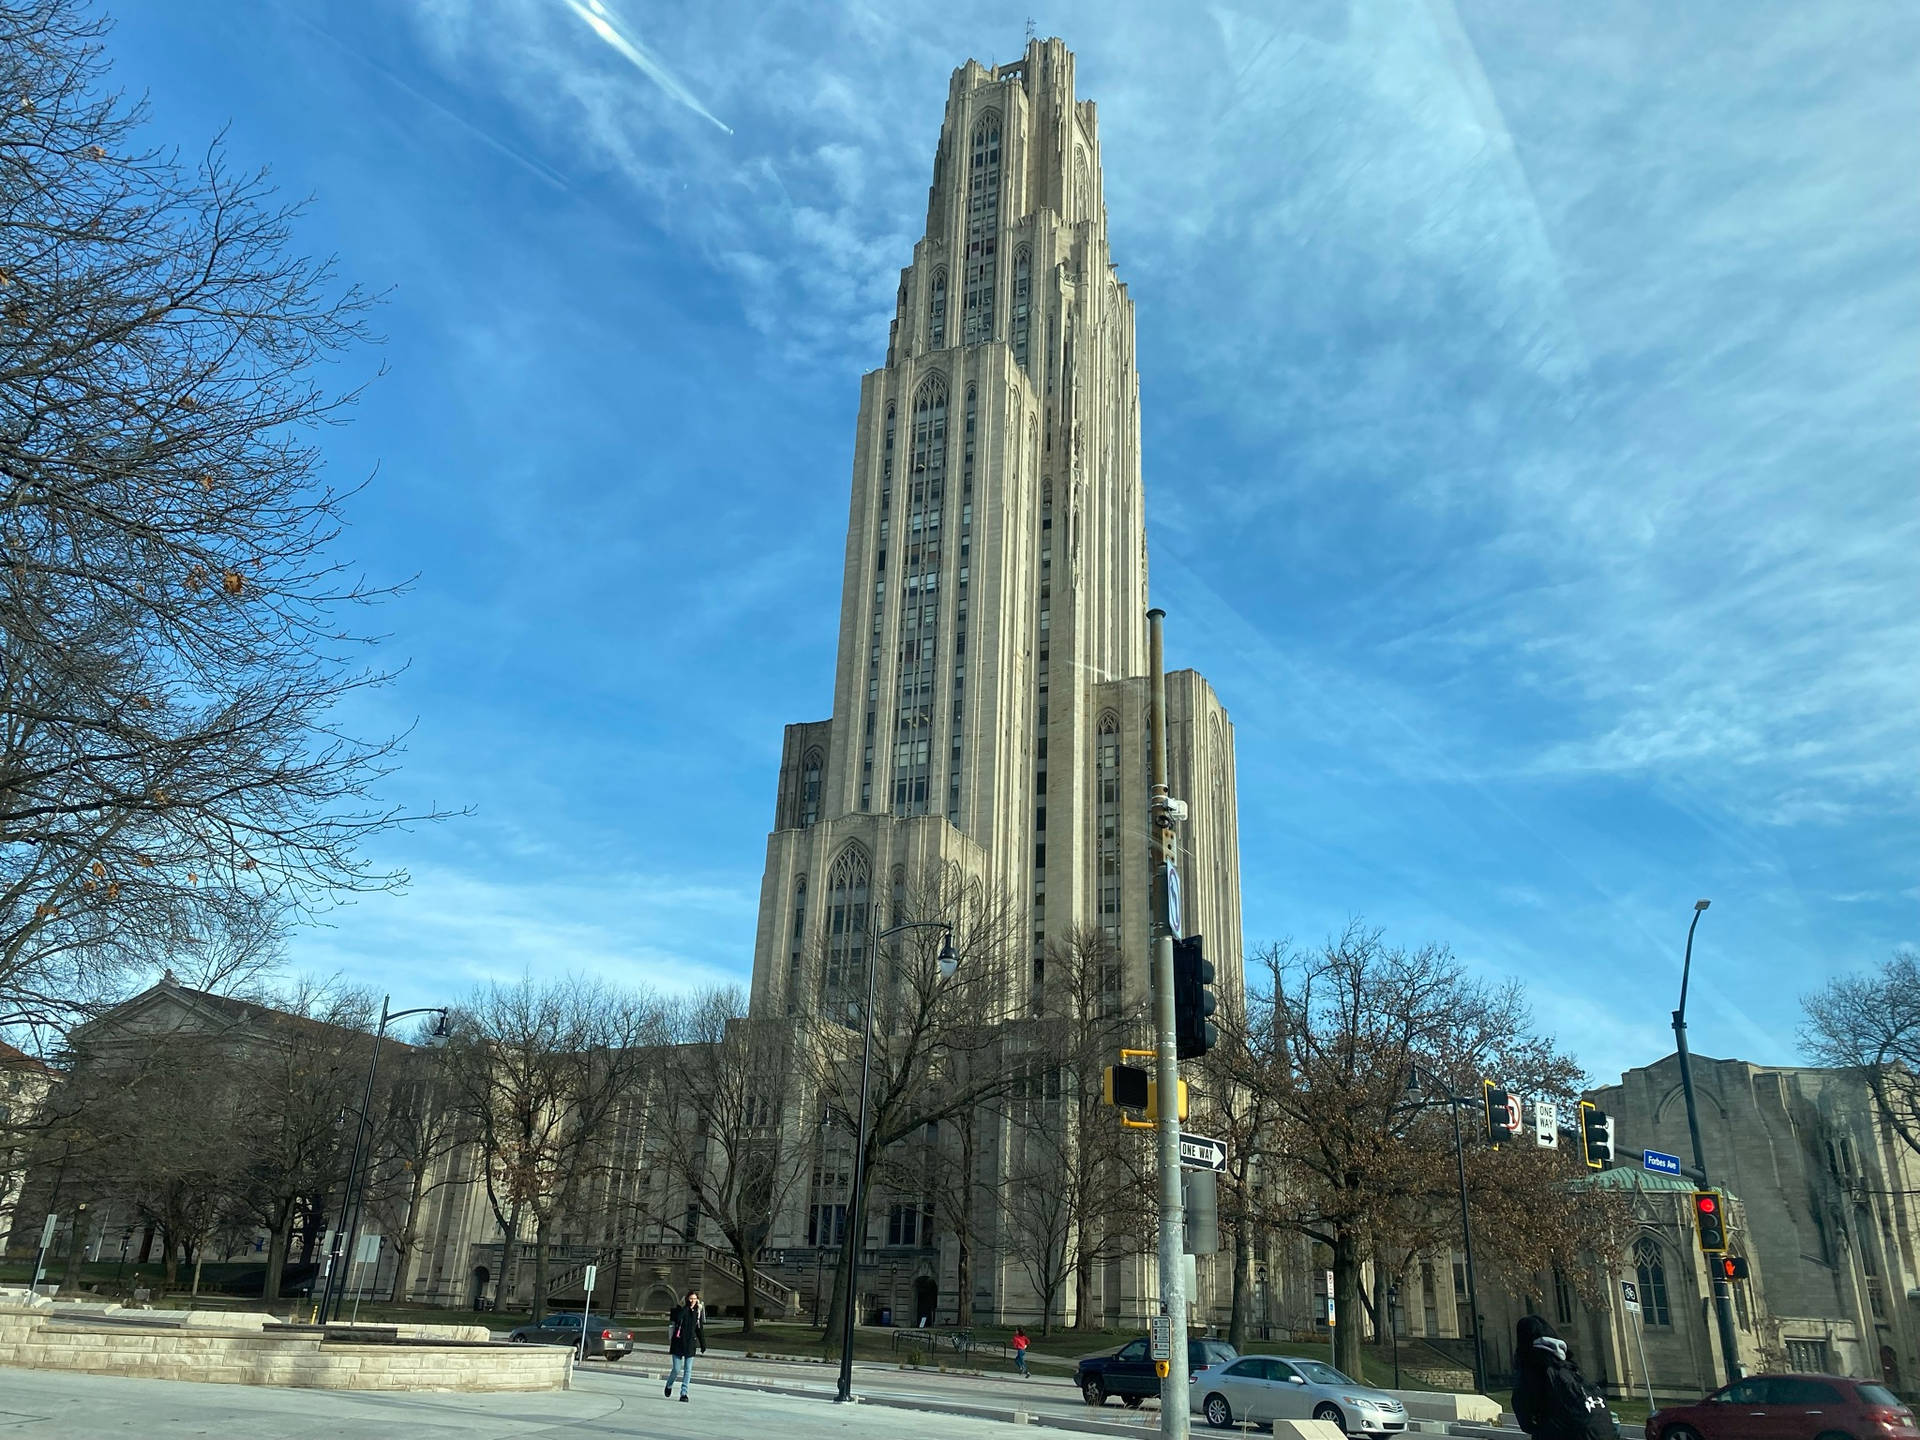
[1579,1102,1615,1170]
[1717,1255,1749,1281]
[1483,1081,1521,1145]
[1693,1190,1727,1253]
[1103,1064,1150,1110]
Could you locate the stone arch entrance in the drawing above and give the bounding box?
[640,1282,678,1314]
[471,1266,490,1311]
[914,1275,938,1328]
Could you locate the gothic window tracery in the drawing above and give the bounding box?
[823,845,871,1025]
[1633,1238,1672,1327]
[963,115,1001,344]
[801,750,822,827]
[1013,247,1031,371]
[929,269,947,350]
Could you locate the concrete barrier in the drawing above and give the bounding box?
[1267,1424,1347,1440]
[0,1306,567,1392]
[1383,1388,1504,1424]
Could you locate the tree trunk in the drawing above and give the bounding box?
[530,1214,553,1324]
[263,1216,290,1304]
[1333,1228,1365,1379]
[822,1138,876,1343]
[737,1233,761,1338]
[1228,1208,1252,1351]
[162,1228,181,1288]
[1072,1228,1098,1331]
[503,1200,523,1310]
[955,1227,972,1327]
[955,1118,976,1326]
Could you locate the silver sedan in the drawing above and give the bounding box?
[1191,1354,1409,1435]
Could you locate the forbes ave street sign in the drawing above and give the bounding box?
[1179,1132,1227,1172]
[1643,1149,1683,1177]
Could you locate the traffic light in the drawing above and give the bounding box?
[1173,934,1217,1060]
[1716,1255,1749,1282]
[1693,1190,1728,1253]
[1483,1081,1521,1145]
[1579,1102,1615,1170]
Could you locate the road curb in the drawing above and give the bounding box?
[611,1362,1153,1436]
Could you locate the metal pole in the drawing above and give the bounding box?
[1448,1095,1487,1395]
[1389,1287,1400,1389]
[1147,608,1190,1440]
[1672,900,1741,1388]
[835,930,881,1402]
[319,995,390,1324]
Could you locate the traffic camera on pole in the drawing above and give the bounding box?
[1483,1081,1521,1146]
[1173,934,1217,1060]
[1578,1102,1615,1170]
[1693,1190,1728,1253]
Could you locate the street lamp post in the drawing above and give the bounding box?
[1672,898,1743,1388]
[315,997,450,1325]
[1405,1066,1488,1396]
[1388,1284,1401,1389]
[834,920,957,1404]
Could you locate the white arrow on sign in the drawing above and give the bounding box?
[1179,1132,1227,1172]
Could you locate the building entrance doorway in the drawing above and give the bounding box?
[914,1275,938,1328]
[472,1267,491,1311]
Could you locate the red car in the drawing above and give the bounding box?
[1647,1374,1916,1440]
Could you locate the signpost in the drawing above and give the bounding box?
[578,1264,600,1365]
[1643,1149,1683,1177]
[1622,1278,1655,1410]
[1178,1133,1227,1172]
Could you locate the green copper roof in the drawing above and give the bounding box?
[1582,1165,1730,1197]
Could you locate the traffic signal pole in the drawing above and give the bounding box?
[1147,608,1190,1440]
[1673,899,1742,1389]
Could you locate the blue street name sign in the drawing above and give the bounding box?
[1643,1149,1682,1176]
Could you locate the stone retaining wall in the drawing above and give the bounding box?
[0,1307,569,1392]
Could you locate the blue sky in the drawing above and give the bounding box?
[103,0,1918,1085]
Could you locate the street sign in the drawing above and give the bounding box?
[1324,1268,1335,1326]
[1179,1132,1227,1172]
[1164,861,1183,939]
[1621,1279,1641,1313]
[1534,1100,1558,1148]
[583,1263,598,1293]
[1149,1314,1171,1361]
[1643,1149,1683,1177]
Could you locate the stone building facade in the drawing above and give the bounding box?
[742,35,1246,1329]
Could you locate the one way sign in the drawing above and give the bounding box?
[1179,1132,1228,1172]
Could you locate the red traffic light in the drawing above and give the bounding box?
[1696,1195,1718,1215]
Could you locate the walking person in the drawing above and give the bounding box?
[665,1290,706,1402]
[1510,1316,1612,1440]
[1012,1327,1029,1377]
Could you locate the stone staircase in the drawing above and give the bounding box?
[540,1243,798,1319]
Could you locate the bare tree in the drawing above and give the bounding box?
[443,976,663,1323]
[0,0,439,1039]
[797,861,1020,1342]
[657,986,808,1336]
[999,925,1150,1334]
[1803,950,1920,1158]
[359,1039,470,1302]
[1241,924,1622,1377]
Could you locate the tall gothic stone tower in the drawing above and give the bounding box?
[748,37,1242,1083]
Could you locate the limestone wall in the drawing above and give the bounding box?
[0,1308,569,1391]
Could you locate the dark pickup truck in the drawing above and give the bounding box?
[1077,1336,1239,1407]
[504,1312,635,1360]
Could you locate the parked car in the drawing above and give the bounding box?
[504,1311,635,1360]
[1192,1354,1408,1435]
[1077,1336,1239,1407]
[1647,1374,1917,1440]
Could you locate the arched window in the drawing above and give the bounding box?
[1633,1238,1672,1327]
[928,269,947,350]
[786,878,808,1015]
[801,751,822,827]
[1012,247,1031,370]
[963,116,1001,344]
[823,846,871,1026]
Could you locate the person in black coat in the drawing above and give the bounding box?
[664,1290,706,1401]
[1510,1315,1612,1440]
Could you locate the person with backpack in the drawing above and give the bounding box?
[1510,1315,1613,1440]
[664,1290,706,1402]
[1012,1327,1029,1377]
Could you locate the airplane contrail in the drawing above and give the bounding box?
[561,0,734,136]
